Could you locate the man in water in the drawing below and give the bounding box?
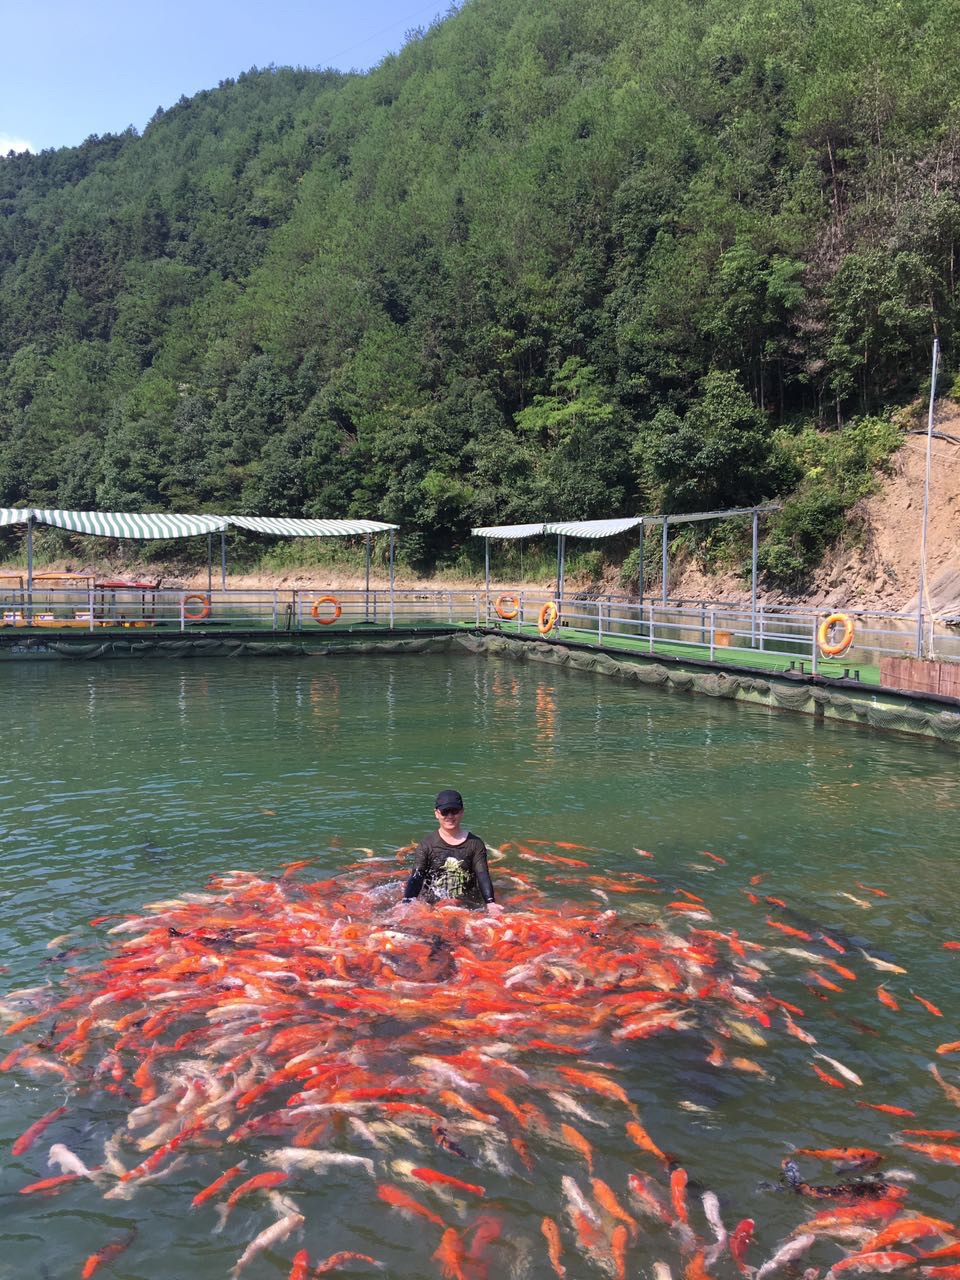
[401,789,503,916]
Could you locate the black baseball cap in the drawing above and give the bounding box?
[435,789,464,810]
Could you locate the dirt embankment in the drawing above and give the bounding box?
[5,407,959,611]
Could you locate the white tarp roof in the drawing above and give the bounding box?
[32,510,226,538]
[226,517,398,536]
[471,523,548,539]
[474,506,782,539]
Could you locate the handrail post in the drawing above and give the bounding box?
[759,604,765,652]
[648,603,655,654]
[88,585,94,633]
[709,608,716,661]
[272,590,278,632]
[811,618,819,675]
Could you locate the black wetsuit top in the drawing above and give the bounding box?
[402,832,495,906]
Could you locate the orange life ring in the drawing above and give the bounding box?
[538,602,559,635]
[495,594,519,621]
[817,612,854,657]
[311,596,342,625]
[183,593,211,622]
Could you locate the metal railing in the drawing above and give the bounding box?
[1,584,958,673]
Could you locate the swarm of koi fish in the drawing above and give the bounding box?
[2,843,960,1280]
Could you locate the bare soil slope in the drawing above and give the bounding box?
[663,403,960,612]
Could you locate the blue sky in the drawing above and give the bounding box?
[0,0,449,154]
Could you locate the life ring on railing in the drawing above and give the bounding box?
[817,612,854,657]
[311,596,342,625]
[495,594,519,621]
[183,593,211,622]
[538,602,559,635]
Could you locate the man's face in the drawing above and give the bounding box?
[436,805,463,834]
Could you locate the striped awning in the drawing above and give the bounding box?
[225,517,398,536]
[546,517,643,538]
[32,510,226,538]
[471,523,548,539]
[0,509,32,527]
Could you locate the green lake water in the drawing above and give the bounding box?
[1,652,959,1279]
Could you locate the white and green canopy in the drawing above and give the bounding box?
[33,510,226,538]
[225,517,398,537]
[0,509,34,528]
[4,509,399,596]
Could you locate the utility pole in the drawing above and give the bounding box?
[915,338,940,659]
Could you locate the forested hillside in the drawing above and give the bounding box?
[1,0,957,575]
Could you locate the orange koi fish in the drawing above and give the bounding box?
[902,1129,960,1139]
[831,1252,920,1274]
[912,993,944,1017]
[701,851,727,864]
[937,1042,960,1055]
[730,1219,754,1274]
[611,1222,629,1279]
[862,1216,960,1250]
[670,1167,689,1224]
[511,1135,535,1171]
[557,1066,633,1111]
[559,1123,594,1173]
[541,1217,566,1278]
[877,985,900,1011]
[377,1183,446,1227]
[858,1102,917,1118]
[437,1090,496,1123]
[314,1252,382,1273]
[18,1172,82,1195]
[81,1230,137,1279]
[411,1167,486,1197]
[486,1086,527,1126]
[591,1177,638,1240]
[11,1105,67,1157]
[857,883,888,897]
[821,933,847,954]
[625,1120,668,1163]
[626,1172,672,1224]
[225,1169,289,1207]
[685,1250,715,1280]
[766,919,813,941]
[433,1227,468,1280]
[898,1141,960,1165]
[919,1245,960,1262]
[288,1250,311,1280]
[812,1063,846,1088]
[807,971,844,993]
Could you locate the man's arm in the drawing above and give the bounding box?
[403,843,430,900]
[471,842,500,912]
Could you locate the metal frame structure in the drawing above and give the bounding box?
[473,505,781,639]
[0,511,398,620]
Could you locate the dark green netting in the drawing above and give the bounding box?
[452,635,960,747]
